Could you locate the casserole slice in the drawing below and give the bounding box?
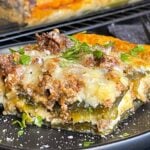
[0,29,149,135]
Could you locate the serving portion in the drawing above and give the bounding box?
[0,0,142,26]
[0,29,149,135]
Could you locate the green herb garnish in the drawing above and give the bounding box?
[93,50,103,59]
[62,36,103,60]
[12,120,25,129]
[13,114,44,136]
[120,45,145,62]
[9,47,30,65]
[83,141,94,148]
[17,130,24,137]
[34,116,43,127]
[103,41,115,48]
[20,54,31,65]
[67,36,79,43]
[9,48,17,53]
[12,120,25,137]
[130,45,144,56]
[9,47,25,54]
[80,42,92,53]
[120,53,130,62]
[18,47,25,54]
[12,113,33,137]
[62,37,91,60]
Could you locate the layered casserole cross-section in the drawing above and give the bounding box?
[0,29,149,135]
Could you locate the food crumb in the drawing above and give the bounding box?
[3,119,8,123]
[40,144,50,149]
[6,137,14,142]
[40,136,43,139]
[67,135,73,139]
[2,129,7,133]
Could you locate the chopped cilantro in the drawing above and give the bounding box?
[130,45,144,56]
[20,54,31,65]
[83,141,94,148]
[80,42,91,53]
[23,113,33,124]
[13,114,43,137]
[12,113,33,136]
[62,49,79,60]
[93,50,103,59]
[59,60,74,67]
[18,47,25,54]
[63,36,103,60]
[9,48,17,53]
[9,47,25,54]
[120,45,145,62]
[67,36,79,43]
[62,37,91,60]
[13,119,25,137]
[120,53,130,62]
[18,130,24,137]
[9,47,30,65]
[12,120,25,129]
[103,41,114,48]
[13,113,32,129]
[34,116,43,127]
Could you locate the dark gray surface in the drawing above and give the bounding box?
[108,24,150,44]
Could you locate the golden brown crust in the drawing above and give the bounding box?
[74,33,150,67]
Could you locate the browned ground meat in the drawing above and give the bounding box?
[38,73,84,120]
[99,55,119,70]
[0,54,16,76]
[36,29,73,54]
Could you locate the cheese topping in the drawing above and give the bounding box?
[0,30,149,135]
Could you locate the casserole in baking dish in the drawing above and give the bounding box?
[0,0,142,26]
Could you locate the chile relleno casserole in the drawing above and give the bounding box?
[0,0,142,26]
[0,29,149,135]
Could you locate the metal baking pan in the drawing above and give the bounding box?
[0,0,149,42]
